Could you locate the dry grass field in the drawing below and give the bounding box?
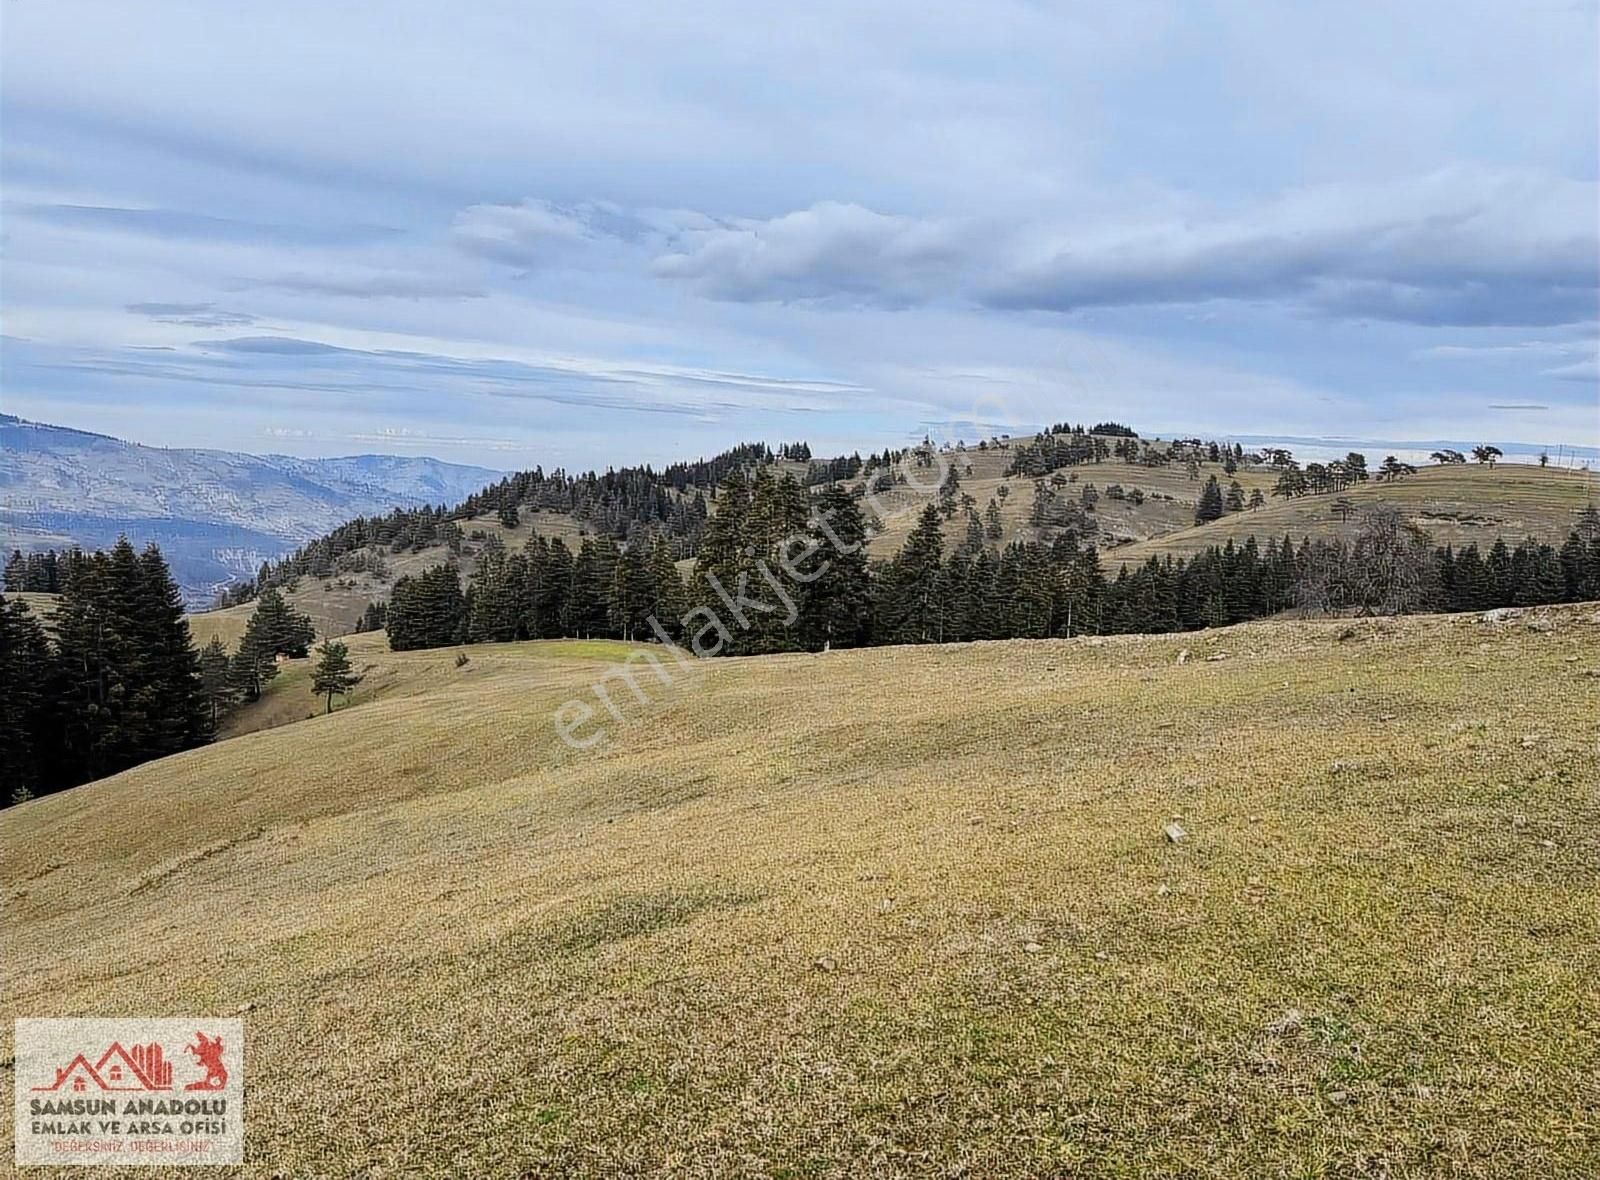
[216,633,637,740]
[185,600,256,650]
[4,606,1598,1176]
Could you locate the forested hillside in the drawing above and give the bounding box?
[6,424,1597,800]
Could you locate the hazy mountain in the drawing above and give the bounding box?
[0,416,502,604]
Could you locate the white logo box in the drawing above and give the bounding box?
[14,1018,244,1167]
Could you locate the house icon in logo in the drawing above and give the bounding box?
[33,1042,175,1092]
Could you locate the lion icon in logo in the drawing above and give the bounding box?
[183,1032,228,1092]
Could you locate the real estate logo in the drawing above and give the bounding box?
[13,1018,243,1166]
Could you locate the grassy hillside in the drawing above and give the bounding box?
[1113,464,1599,568]
[184,509,593,645]
[857,438,1268,554]
[4,607,1597,1176]
[216,632,638,739]
[185,600,255,650]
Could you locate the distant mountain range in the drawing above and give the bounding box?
[0,415,502,605]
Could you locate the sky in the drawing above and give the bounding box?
[2,0,1597,471]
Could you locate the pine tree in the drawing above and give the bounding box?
[232,620,282,700]
[565,540,617,638]
[798,486,872,649]
[1195,476,1225,524]
[647,539,689,641]
[137,543,208,752]
[0,595,53,802]
[197,636,236,731]
[608,544,657,641]
[311,640,363,713]
[984,499,1003,541]
[879,505,947,643]
[46,540,206,787]
[246,588,316,658]
[739,472,810,653]
[1486,538,1513,605]
[537,539,575,638]
[468,549,525,643]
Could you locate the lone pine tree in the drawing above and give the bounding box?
[312,639,362,713]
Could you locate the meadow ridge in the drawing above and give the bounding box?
[1111,463,1599,569]
[176,458,1598,658]
[3,606,1597,1176]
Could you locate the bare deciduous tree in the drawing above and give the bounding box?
[1350,506,1433,615]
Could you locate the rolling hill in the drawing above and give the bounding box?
[0,415,502,604]
[180,441,1596,653]
[3,607,1596,1175]
[1111,463,1599,569]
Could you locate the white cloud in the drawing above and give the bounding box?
[1542,357,1600,383]
[450,200,607,267]
[652,202,974,304]
[649,168,1598,327]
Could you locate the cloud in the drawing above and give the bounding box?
[127,301,256,328]
[210,336,345,356]
[652,201,971,305]
[179,333,865,415]
[1542,357,1599,383]
[450,200,622,268]
[650,169,1599,327]
[11,202,395,247]
[4,3,1597,462]
[1415,340,1576,359]
[248,269,486,299]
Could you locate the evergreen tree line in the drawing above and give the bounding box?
[802,454,865,486]
[384,476,1600,657]
[0,550,322,805]
[1005,426,1251,477]
[1,540,208,804]
[233,440,789,601]
[4,548,69,593]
